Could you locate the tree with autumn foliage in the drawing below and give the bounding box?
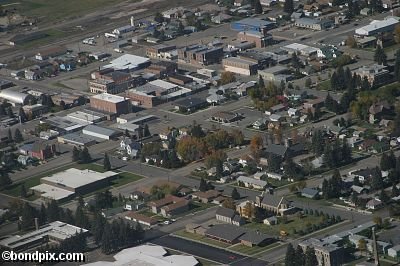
[176,136,207,162]
[250,134,264,160]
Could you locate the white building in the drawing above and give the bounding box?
[82,125,119,140]
[237,176,267,189]
[0,221,88,251]
[84,244,198,266]
[102,54,150,71]
[355,17,400,36]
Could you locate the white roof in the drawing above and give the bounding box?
[102,54,149,70]
[31,184,75,200]
[149,79,177,90]
[41,168,118,189]
[0,89,30,104]
[0,221,87,249]
[84,244,198,266]
[283,43,319,54]
[91,93,127,103]
[237,176,267,187]
[355,17,399,35]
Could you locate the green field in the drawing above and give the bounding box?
[19,29,68,48]
[244,215,325,237]
[2,0,135,23]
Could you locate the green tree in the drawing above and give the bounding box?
[72,146,80,162]
[143,124,151,137]
[371,166,384,191]
[7,128,12,142]
[394,50,400,81]
[305,246,318,266]
[254,0,263,13]
[295,245,305,265]
[14,128,23,143]
[374,45,387,65]
[18,108,27,122]
[0,172,11,188]
[20,184,27,198]
[154,12,164,23]
[285,244,296,266]
[199,178,208,192]
[305,78,312,88]
[79,147,92,164]
[283,0,294,13]
[103,153,111,171]
[231,187,240,200]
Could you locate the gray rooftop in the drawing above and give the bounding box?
[205,224,246,242]
[83,125,117,137]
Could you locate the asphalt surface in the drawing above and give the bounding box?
[149,235,266,265]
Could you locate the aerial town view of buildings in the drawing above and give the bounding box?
[1,0,400,265]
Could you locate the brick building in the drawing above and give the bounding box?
[90,93,130,115]
[237,31,273,48]
[222,57,258,76]
[89,69,142,94]
[178,45,223,66]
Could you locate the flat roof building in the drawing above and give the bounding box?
[31,168,118,201]
[90,93,130,115]
[355,17,400,36]
[102,54,150,71]
[57,132,98,147]
[0,221,88,251]
[231,18,275,32]
[295,18,334,31]
[82,125,120,140]
[222,57,258,76]
[83,244,198,266]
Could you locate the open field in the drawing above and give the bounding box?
[2,0,136,23]
[244,215,325,237]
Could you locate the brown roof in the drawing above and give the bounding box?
[192,190,220,200]
[161,199,190,212]
[148,195,184,208]
[124,211,158,225]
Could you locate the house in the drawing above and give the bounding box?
[288,108,298,117]
[252,118,268,130]
[130,191,150,201]
[160,199,190,217]
[124,211,158,228]
[236,201,253,218]
[185,223,207,235]
[351,185,368,194]
[17,155,33,166]
[263,216,278,225]
[192,190,220,203]
[215,207,245,226]
[211,111,241,123]
[124,200,145,211]
[368,101,393,124]
[301,188,319,199]
[237,176,267,190]
[349,168,374,183]
[388,245,400,259]
[19,141,56,160]
[120,138,141,157]
[366,199,383,210]
[212,196,227,205]
[175,97,208,113]
[148,195,186,215]
[255,194,295,215]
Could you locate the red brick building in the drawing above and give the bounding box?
[90,93,130,115]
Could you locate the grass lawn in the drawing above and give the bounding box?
[2,0,134,24]
[111,172,144,187]
[228,242,281,255]
[316,79,331,91]
[19,29,68,49]
[174,230,232,248]
[266,178,290,188]
[244,215,324,237]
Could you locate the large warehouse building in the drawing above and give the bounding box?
[82,125,121,140]
[0,89,33,105]
[31,168,118,201]
[231,18,275,33]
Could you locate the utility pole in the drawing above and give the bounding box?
[372,227,380,266]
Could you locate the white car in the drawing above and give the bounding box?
[163,220,171,225]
